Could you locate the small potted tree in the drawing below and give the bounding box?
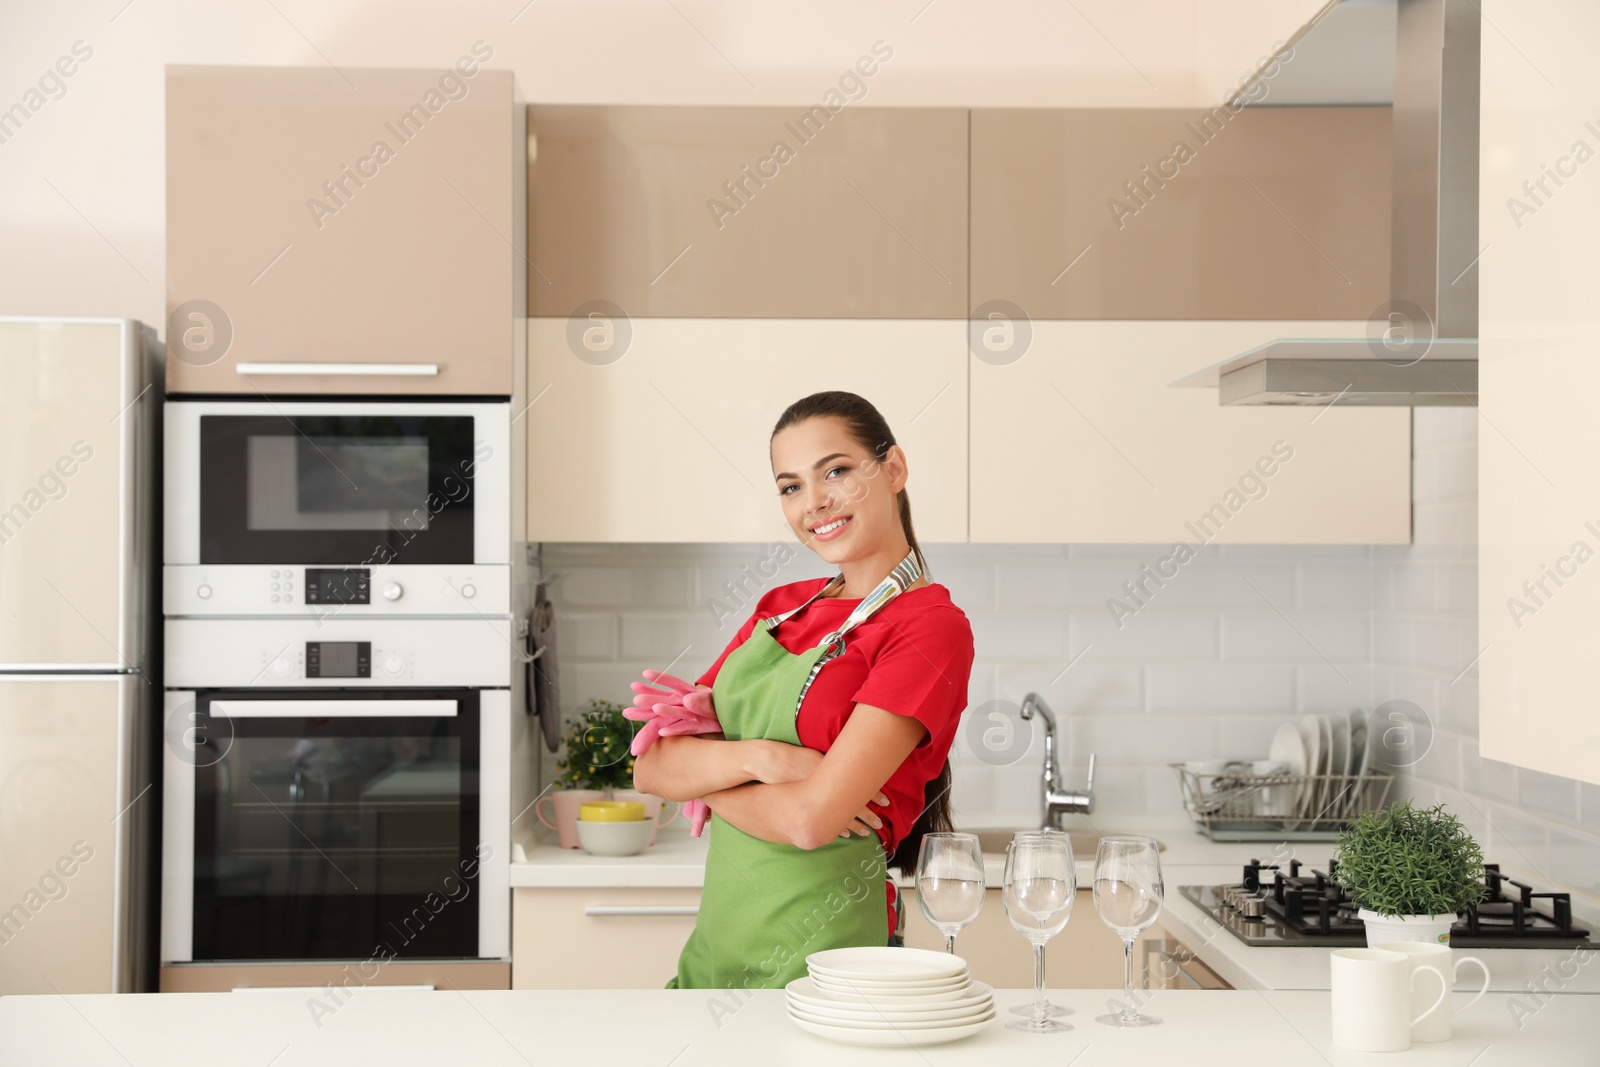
[1334,799,1487,946]
[538,699,639,848]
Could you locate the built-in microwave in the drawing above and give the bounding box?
[163,401,511,617]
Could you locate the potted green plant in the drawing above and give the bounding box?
[555,698,638,793]
[1334,799,1487,946]
[537,699,640,849]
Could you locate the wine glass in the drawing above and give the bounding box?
[1001,831,1075,1033]
[915,832,985,954]
[1092,835,1164,1027]
[1006,831,1073,1019]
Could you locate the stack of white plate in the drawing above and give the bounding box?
[786,947,995,1047]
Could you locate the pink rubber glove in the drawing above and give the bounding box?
[625,670,719,754]
[684,798,711,836]
[624,669,721,837]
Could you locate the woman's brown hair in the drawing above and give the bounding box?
[771,390,954,874]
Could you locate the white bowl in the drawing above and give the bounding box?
[575,817,653,856]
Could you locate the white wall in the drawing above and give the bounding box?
[0,0,1326,328]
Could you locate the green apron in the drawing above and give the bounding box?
[666,550,922,991]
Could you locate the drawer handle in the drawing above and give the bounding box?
[584,905,699,917]
[235,362,440,377]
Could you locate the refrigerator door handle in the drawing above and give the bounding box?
[233,362,439,376]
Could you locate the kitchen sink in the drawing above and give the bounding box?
[966,829,1165,856]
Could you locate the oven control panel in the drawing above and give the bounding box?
[168,617,513,688]
[163,565,510,616]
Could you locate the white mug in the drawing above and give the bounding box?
[1330,947,1448,1052]
[1373,940,1491,1042]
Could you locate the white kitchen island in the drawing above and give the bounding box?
[0,985,1594,1065]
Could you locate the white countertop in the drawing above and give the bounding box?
[1,987,1594,1065]
[509,813,1260,888]
[512,815,1600,994]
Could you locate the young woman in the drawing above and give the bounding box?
[633,390,975,992]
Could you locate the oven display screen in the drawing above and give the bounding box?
[305,568,370,605]
[306,641,370,678]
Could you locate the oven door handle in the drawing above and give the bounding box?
[233,362,440,377]
[210,700,459,718]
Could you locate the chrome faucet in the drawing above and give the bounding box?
[1019,692,1096,828]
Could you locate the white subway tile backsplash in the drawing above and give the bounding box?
[1370,616,1416,666]
[924,561,997,612]
[1459,748,1520,806]
[1146,664,1295,713]
[991,762,1043,816]
[1222,615,1371,663]
[1068,612,1218,662]
[1297,564,1378,611]
[619,614,724,661]
[1519,769,1582,825]
[1218,715,1300,761]
[1295,665,1372,714]
[1548,825,1600,898]
[555,567,635,607]
[994,662,1144,713]
[968,613,1069,662]
[950,764,996,820]
[556,613,617,659]
[1482,803,1551,880]
[1390,565,1436,613]
[1064,713,1220,763]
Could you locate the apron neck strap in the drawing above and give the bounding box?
[766,546,922,646]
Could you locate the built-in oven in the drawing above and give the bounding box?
[163,401,511,617]
[161,617,513,991]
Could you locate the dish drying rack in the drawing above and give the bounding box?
[1172,763,1395,842]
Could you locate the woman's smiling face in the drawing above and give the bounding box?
[770,415,907,562]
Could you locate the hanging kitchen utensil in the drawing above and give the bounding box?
[525,577,561,752]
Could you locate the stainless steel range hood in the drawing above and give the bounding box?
[1176,0,1480,406]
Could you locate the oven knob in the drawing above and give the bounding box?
[461,583,476,599]
[196,584,212,600]
[272,656,293,676]
[384,653,405,675]
[382,582,403,601]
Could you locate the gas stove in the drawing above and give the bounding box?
[1180,858,1593,948]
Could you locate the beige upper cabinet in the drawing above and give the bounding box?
[525,318,967,543]
[1477,2,1600,786]
[970,107,1392,320]
[970,321,1411,544]
[166,62,523,395]
[526,105,967,319]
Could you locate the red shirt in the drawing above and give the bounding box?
[696,577,975,859]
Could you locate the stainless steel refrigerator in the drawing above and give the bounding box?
[0,317,160,993]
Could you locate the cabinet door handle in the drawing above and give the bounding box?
[234,362,440,377]
[583,905,700,917]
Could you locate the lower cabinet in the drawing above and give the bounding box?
[900,888,1230,990]
[512,887,701,989]
[513,885,1230,991]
